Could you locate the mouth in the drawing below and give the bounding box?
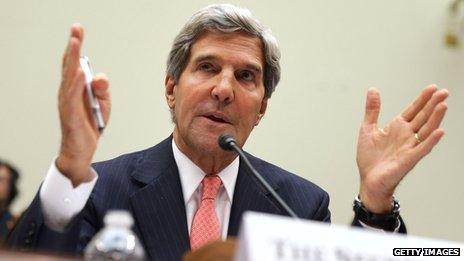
[202,112,231,124]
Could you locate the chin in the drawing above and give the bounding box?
[178,127,222,154]
[193,132,225,154]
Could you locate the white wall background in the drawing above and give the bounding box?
[1,0,463,241]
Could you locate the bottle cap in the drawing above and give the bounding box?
[104,210,134,227]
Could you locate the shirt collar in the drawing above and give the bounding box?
[172,139,239,205]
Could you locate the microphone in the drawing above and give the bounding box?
[218,134,299,219]
[218,134,236,151]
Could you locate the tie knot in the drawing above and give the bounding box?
[201,175,222,201]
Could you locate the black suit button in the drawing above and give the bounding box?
[28,230,34,236]
[24,238,32,245]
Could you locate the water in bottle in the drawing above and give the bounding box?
[84,210,146,260]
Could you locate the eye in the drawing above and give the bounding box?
[198,63,215,72]
[237,70,255,82]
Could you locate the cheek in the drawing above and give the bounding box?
[0,184,9,198]
[237,101,262,127]
[174,92,201,125]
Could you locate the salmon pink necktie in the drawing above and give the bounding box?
[190,175,222,250]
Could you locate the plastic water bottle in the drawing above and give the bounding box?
[84,210,146,260]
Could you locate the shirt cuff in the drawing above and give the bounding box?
[39,158,98,232]
[358,219,401,233]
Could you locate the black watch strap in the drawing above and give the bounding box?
[353,196,400,232]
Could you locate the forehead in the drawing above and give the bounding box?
[188,31,264,69]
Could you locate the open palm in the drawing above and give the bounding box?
[357,85,448,213]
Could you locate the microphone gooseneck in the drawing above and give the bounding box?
[217,134,299,219]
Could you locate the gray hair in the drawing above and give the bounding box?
[166,4,281,99]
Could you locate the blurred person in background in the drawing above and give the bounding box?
[0,160,20,242]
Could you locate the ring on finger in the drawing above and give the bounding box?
[414,133,422,143]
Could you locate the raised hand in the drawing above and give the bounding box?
[356,85,448,213]
[56,24,111,186]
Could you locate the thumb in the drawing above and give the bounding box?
[363,88,381,125]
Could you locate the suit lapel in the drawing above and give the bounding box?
[227,155,283,236]
[129,137,190,260]
[126,137,283,257]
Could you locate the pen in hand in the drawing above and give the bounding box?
[79,56,105,133]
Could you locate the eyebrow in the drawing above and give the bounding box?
[192,54,263,75]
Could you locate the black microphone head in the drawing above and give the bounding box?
[218,134,236,151]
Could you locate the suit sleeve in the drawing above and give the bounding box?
[6,188,100,255]
[6,192,79,253]
[311,191,331,223]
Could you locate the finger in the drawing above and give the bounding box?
[71,23,84,41]
[59,70,86,125]
[62,23,84,67]
[417,102,447,141]
[410,89,449,132]
[62,38,78,81]
[80,82,101,132]
[62,24,84,89]
[66,69,87,103]
[62,23,84,70]
[91,74,109,95]
[410,129,445,163]
[80,88,98,131]
[66,24,84,75]
[363,88,381,126]
[91,73,111,124]
[401,84,437,121]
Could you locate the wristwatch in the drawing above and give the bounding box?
[353,195,400,232]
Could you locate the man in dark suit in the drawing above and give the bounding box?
[8,4,448,260]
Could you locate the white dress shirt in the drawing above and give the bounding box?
[172,141,239,240]
[40,160,98,232]
[40,140,239,239]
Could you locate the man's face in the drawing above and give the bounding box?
[166,31,267,156]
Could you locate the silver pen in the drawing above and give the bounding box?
[79,56,105,133]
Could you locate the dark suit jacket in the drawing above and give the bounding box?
[7,136,337,260]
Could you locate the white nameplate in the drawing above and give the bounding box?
[235,212,463,260]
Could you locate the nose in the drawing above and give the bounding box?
[211,71,235,104]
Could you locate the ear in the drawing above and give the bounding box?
[255,98,268,126]
[165,74,176,109]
